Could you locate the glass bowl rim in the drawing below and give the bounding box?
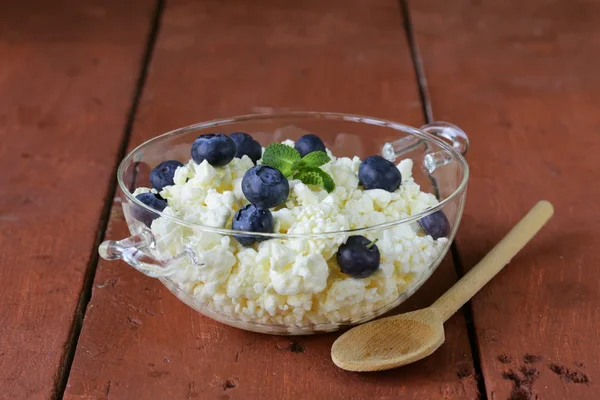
[118,111,470,239]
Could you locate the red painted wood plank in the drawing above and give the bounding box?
[65,1,478,398]
[410,0,600,398]
[0,1,155,398]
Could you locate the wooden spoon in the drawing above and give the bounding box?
[331,200,554,372]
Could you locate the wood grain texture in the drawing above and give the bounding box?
[0,1,155,399]
[410,0,600,398]
[65,1,478,398]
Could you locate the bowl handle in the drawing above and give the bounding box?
[419,122,469,155]
[98,228,200,277]
[382,122,469,162]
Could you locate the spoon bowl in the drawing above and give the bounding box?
[332,308,445,371]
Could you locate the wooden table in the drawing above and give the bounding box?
[2,1,598,399]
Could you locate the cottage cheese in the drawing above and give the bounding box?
[133,143,449,331]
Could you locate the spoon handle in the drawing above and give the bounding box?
[431,200,554,322]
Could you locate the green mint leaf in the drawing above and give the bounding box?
[262,143,301,177]
[291,159,303,171]
[297,151,331,169]
[295,167,336,193]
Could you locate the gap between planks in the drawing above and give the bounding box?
[399,0,488,398]
[52,1,166,398]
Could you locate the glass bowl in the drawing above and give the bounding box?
[99,112,469,335]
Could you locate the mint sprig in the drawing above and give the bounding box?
[295,168,336,193]
[261,143,300,177]
[261,144,336,193]
[295,151,331,170]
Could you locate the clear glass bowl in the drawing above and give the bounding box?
[99,112,469,335]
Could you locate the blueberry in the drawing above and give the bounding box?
[232,204,274,246]
[230,132,262,164]
[242,165,289,209]
[294,134,326,157]
[132,192,167,227]
[418,210,450,240]
[358,155,402,192]
[191,133,236,166]
[336,235,380,278]
[150,160,184,191]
